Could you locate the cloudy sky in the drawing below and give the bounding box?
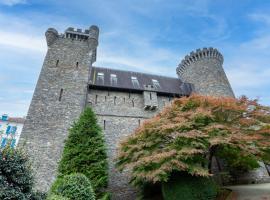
[0,0,270,116]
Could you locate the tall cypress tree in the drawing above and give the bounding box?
[57,107,108,195]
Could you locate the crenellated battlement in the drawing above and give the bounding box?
[176,47,223,76]
[45,25,99,47]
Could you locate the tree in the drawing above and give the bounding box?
[0,147,45,200]
[57,107,108,196]
[116,95,270,186]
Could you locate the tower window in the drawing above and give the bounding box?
[131,76,140,88]
[95,95,98,104]
[150,92,152,100]
[76,62,79,69]
[59,89,63,101]
[152,79,160,89]
[103,120,106,130]
[110,74,117,86]
[114,96,116,105]
[132,99,135,107]
[97,72,104,84]
[56,60,59,67]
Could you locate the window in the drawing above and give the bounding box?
[97,72,104,84]
[76,62,79,69]
[6,125,11,135]
[95,95,98,104]
[11,139,16,148]
[103,120,106,130]
[114,96,116,105]
[10,126,17,135]
[1,138,7,148]
[56,60,59,67]
[110,74,117,86]
[152,79,160,89]
[131,76,140,88]
[59,89,63,101]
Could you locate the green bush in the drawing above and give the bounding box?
[0,147,44,200]
[50,173,95,200]
[162,172,219,200]
[57,107,108,197]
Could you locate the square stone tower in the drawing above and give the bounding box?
[19,26,99,192]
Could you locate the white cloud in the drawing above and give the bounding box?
[0,0,26,6]
[0,31,46,52]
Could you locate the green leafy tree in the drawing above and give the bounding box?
[0,147,45,200]
[116,95,270,186]
[50,173,95,200]
[57,107,108,196]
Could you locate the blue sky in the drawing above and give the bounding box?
[0,0,270,116]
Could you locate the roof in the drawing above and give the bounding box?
[89,67,193,95]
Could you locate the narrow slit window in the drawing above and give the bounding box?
[56,60,59,67]
[76,62,79,69]
[150,93,152,100]
[138,119,141,126]
[103,120,106,130]
[114,96,116,105]
[95,95,98,104]
[123,97,126,103]
[105,96,107,101]
[132,99,135,107]
[59,89,63,101]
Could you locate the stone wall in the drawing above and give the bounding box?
[177,48,235,97]
[88,89,172,200]
[19,27,98,192]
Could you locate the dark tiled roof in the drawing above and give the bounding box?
[89,67,193,95]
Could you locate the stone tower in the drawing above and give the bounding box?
[176,47,235,97]
[19,26,99,192]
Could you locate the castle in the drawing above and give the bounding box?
[19,25,270,200]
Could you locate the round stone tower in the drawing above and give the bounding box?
[176,47,234,97]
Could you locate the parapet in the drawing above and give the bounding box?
[64,25,99,42]
[176,47,223,76]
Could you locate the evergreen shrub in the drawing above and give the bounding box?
[57,107,108,196]
[50,173,95,200]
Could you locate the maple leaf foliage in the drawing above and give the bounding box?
[116,95,270,186]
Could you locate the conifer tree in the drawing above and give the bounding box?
[57,107,108,195]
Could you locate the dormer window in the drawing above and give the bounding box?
[97,72,104,84]
[110,74,117,86]
[131,76,140,88]
[152,79,160,89]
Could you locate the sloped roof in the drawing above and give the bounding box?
[89,67,193,95]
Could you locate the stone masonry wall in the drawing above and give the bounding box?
[88,89,172,200]
[177,48,235,97]
[19,33,97,192]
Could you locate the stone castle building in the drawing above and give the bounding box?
[20,25,270,199]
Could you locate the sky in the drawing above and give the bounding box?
[0,0,270,117]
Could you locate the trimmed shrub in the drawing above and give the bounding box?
[162,172,218,200]
[57,107,108,196]
[0,147,34,199]
[50,173,95,200]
